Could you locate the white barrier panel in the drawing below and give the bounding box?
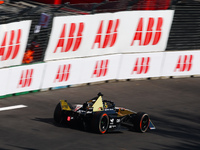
[6,63,45,94]
[2,50,200,96]
[0,20,32,68]
[117,52,164,79]
[41,58,83,89]
[44,13,117,61]
[80,54,121,83]
[161,51,200,77]
[42,54,121,89]
[116,10,174,53]
[44,10,174,61]
[0,68,10,96]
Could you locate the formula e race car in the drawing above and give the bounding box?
[54,93,155,134]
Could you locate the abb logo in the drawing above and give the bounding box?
[54,22,84,53]
[92,19,119,49]
[132,57,150,74]
[54,64,71,82]
[92,59,109,78]
[18,69,33,88]
[0,29,21,61]
[174,55,193,72]
[131,17,163,46]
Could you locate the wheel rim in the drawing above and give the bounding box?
[100,114,108,133]
[140,114,149,132]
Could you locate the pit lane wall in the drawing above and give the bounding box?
[1,10,200,97]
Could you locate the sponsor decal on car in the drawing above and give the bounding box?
[109,125,117,129]
[110,118,114,124]
[116,119,121,123]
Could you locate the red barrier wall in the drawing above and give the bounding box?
[135,0,171,10]
[33,0,117,4]
[32,0,170,9]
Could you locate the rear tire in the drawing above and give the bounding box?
[92,112,109,134]
[134,112,150,133]
[54,103,63,124]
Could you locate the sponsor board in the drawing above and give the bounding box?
[117,52,164,79]
[2,50,200,96]
[41,58,82,89]
[80,54,121,83]
[42,54,121,89]
[116,10,174,53]
[161,51,200,77]
[6,63,45,94]
[44,10,174,61]
[0,20,32,68]
[44,13,119,61]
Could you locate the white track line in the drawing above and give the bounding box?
[0,105,27,111]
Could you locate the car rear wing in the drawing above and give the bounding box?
[92,96,104,112]
[60,100,72,111]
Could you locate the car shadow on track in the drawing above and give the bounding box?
[4,145,37,150]
[32,117,54,126]
[0,147,10,150]
[32,117,123,134]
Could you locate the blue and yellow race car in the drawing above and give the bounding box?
[54,93,155,134]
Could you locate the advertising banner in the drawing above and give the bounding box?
[161,51,200,77]
[116,10,174,53]
[42,54,121,88]
[117,52,164,79]
[44,10,174,61]
[80,54,121,83]
[6,63,45,94]
[44,13,119,61]
[0,20,32,68]
[41,58,83,89]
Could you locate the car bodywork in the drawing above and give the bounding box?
[54,93,155,134]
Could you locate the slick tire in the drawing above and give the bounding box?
[92,112,109,134]
[54,103,63,124]
[134,112,150,133]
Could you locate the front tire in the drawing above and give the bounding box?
[92,112,109,134]
[134,112,150,133]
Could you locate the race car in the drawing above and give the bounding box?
[54,92,155,134]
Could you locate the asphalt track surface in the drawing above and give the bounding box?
[0,77,200,150]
